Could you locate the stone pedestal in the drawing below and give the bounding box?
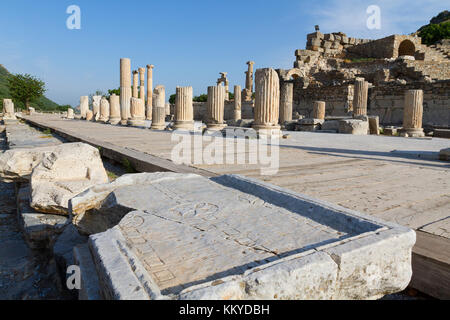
[128,97,145,127]
[99,98,110,123]
[206,86,227,130]
[2,99,16,120]
[120,58,132,125]
[151,85,166,130]
[174,86,194,131]
[313,101,326,120]
[280,82,293,124]
[139,68,145,104]
[234,85,242,121]
[401,90,424,137]
[108,94,121,125]
[67,108,74,119]
[146,65,154,120]
[353,78,368,117]
[80,96,89,119]
[252,68,281,135]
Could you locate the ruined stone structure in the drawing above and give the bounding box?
[313,101,326,120]
[217,72,230,100]
[99,97,110,123]
[92,96,102,121]
[128,97,145,127]
[253,68,281,135]
[174,86,194,131]
[146,65,154,120]
[280,82,293,124]
[80,96,89,119]
[353,79,369,117]
[120,58,132,125]
[243,61,255,101]
[206,86,227,130]
[2,99,16,120]
[401,89,424,137]
[234,85,242,121]
[108,94,121,125]
[151,85,166,130]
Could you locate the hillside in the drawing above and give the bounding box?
[417,10,450,45]
[0,64,63,111]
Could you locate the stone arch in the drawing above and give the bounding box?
[398,40,416,57]
[286,68,304,80]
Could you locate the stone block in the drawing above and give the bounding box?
[324,34,335,41]
[85,173,415,300]
[338,119,369,135]
[439,148,450,161]
[321,120,340,131]
[73,243,102,300]
[368,116,380,135]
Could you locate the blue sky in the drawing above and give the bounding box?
[0,0,448,106]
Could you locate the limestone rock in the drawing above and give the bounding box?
[30,143,109,215]
[339,119,369,135]
[0,146,56,182]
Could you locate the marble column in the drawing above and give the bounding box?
[353,78,368,117]
[151,85,166,130]
[128,97,145,127]
[108,94,121,125]
[146,65,154,120]
[252,68,281,135]
[313,101,326,120]
[120,58,132,125]
[279,82,293,124]
[67,108,74,119]
[174,86,194,130]
[402,89,424,137]
[99,97,110,123]
[92,96,102,121]
[206,85,227,130]
[138,67,145,104]
[86,110,93,121]
[132,70,139,98]
[243,61,255,101]
[234,85,242,121]
[80,96,89,119]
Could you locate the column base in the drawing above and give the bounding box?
[173,120,194,131]
[128,119,146,127]
[399,128,425,138]
[150,123,166,130]
[120,119,129,126]
[206,123,227,131]
[252,124,281,136]
[108,117,121,125]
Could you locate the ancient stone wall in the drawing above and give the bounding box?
[347,35,422,59]
[305,31,371,57]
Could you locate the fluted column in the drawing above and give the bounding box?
[151,85,166,130]
[108,94,121,125]
[279,82,293,124]
[138,67,145,104]
[353,78,368,117]
[206,85,227,130]
[128,97,145,127]
[80,96,89,119]
[132,70,139,98]
[92,96,101,121]
[99,97,110,123]
[234,85,242,121]
[253,68,281,135]
[120,58,132,125]
[402,89,424,137]
[174,86,194,130]
[146,65,154,120]
[313,101,326,120]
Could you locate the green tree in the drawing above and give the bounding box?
[6,73,46,110]
[169,94,176,104]
[107,88,120,98]
[193,94,207,102]
[419,21,450,45]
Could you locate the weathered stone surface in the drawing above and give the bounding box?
[2,99,16,120]
[16,184,68,249]
[368,116,380,135]
[83,173,414,300]
[30,143,109,215]
[339,119,369,135]
[73,243,102,300]
[86,110,93,121]
[108,94,121,125]
[0,146,56,182]
[80,96,89,119]
[321,120,340,132]
[439,148,450,161]
[53,224,87,271]
[98,98,110,123]
[67,108,74,120]
[120,58,132,125]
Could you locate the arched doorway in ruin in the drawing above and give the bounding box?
[398,40,416,57]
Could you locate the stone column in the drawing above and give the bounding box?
[313,101,326,120]
[80,96,89,119]
[67,108,74,119]
[252,68,281,135]
[243,61,255,101]
[174,86,194,130]
[99,97,110,123]
[206,85,227,130]
[353,78,368,117]
[2,99,16,119]
[132,70,139,98]
[151,85,166,130]
[86,110,93,121]
[92,96,102,121]
[138,67,145,104]
[402,89,424,137]
[146,65,154,120]
[128,97,145,127]
[234,85,242,121]
[279,82,293,124]
[109,94,121,125]
[120,58,132,125]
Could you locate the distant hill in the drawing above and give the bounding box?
[417,10,450,45]
[0,64,64,111]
